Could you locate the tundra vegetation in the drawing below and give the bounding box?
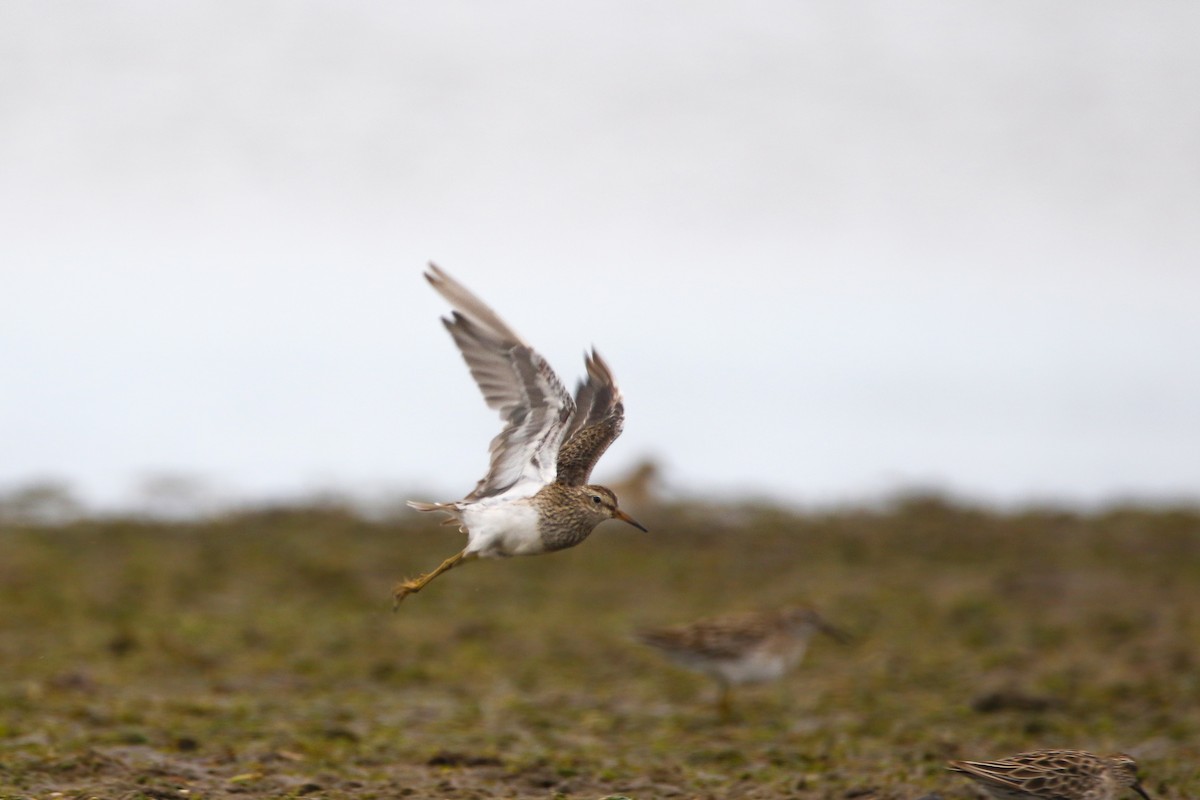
[1,497,1197,799]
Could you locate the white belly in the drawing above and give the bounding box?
[460,500,543,558]
[684,640,809,686]
[710,651,789,686]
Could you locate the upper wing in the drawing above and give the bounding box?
[425,264,573,499]
[948,751,1099,797]
[639,613,774,659]
[554,349,625,486]
[947,759,1039,793]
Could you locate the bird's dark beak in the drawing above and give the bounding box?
[1132,782,1152,800]
[814,615,853,645]
[613,509,648,532]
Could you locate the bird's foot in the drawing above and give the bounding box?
[391,574,429,609]
[390,551,468,610]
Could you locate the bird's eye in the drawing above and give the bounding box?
[591,495,602,505]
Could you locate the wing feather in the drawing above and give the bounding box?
[425,264,574,498]
[639,613,775,660]
[555,349,625,486]
[948,751,1101,796]
[948,760,1039,793]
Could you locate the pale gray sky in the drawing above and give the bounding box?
[3,1,1199,510]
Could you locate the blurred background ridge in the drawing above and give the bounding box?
[3,1,1199,514]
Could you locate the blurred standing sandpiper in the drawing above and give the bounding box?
[638,606,849,718]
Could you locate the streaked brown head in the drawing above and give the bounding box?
[1105,754,1151,800]
[585,485,648,532]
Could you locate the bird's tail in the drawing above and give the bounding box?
[406,500,463,527]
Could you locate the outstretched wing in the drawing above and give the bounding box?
[425,264,573,499]
[555,349,625,486]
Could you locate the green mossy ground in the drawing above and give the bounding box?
[2,500,1198,798]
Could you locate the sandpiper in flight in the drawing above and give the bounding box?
[394,264,647,606]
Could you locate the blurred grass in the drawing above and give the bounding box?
[1,499,1198,799]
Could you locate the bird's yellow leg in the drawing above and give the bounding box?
[716,682,734,722]
[392,549,472,608]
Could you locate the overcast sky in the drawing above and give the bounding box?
[3,1,1199,511]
